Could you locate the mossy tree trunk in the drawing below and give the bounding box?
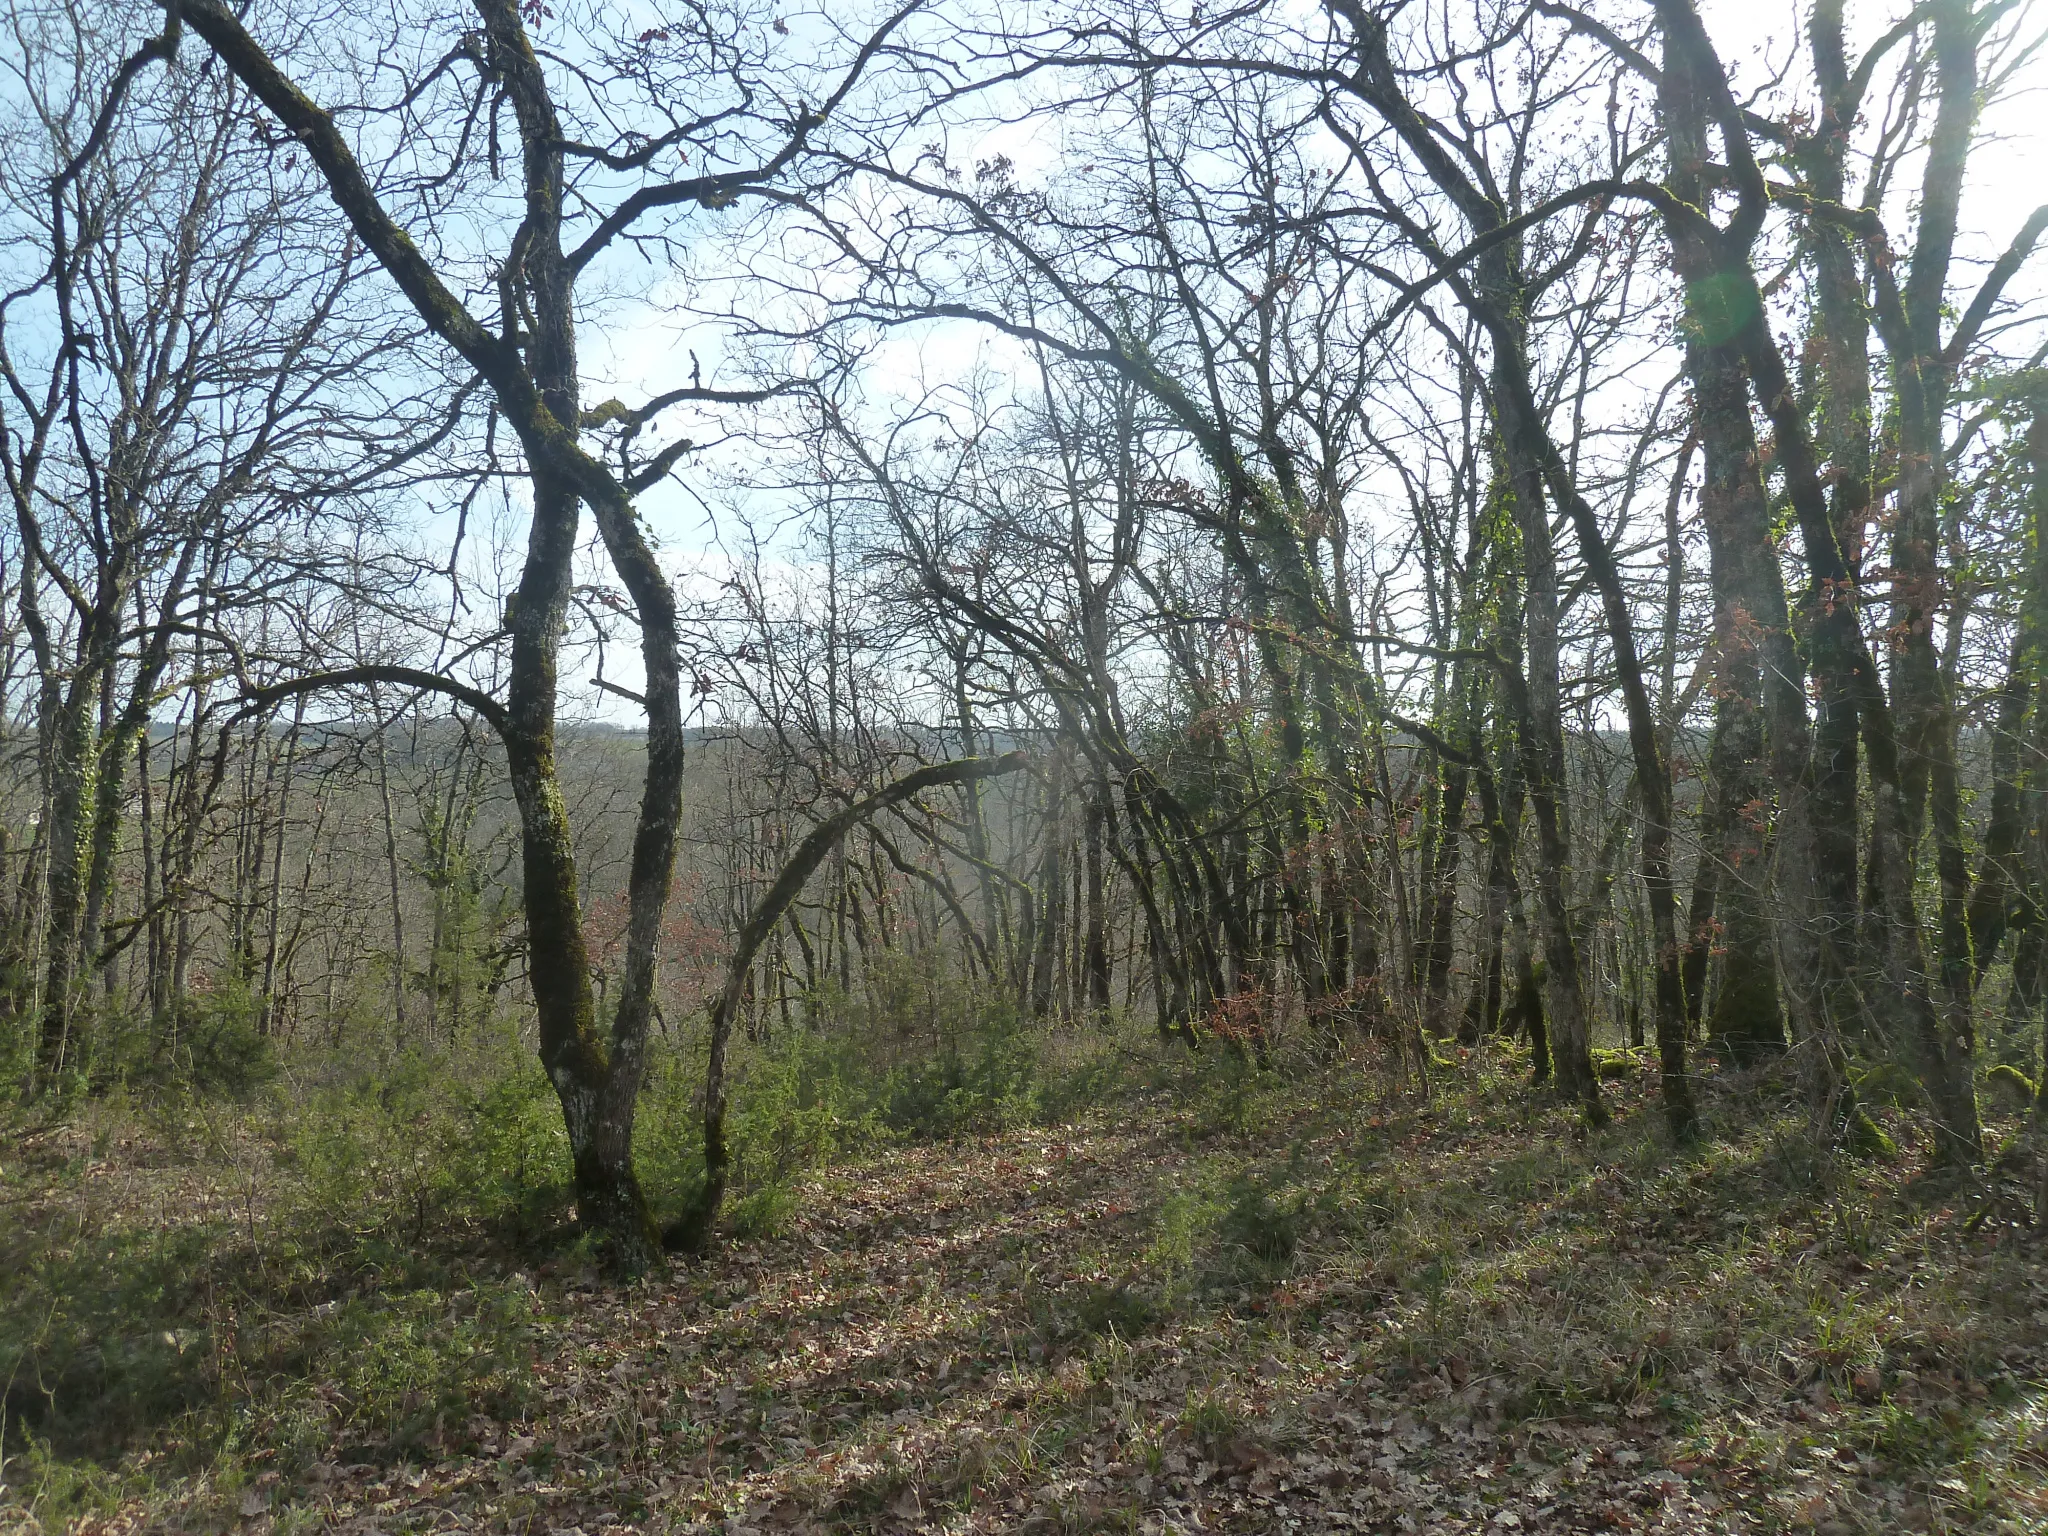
[183,0,746,1271]
[1649,0,1982,1160]
[1799,0,1880,1041]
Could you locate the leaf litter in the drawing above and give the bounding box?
[6,1058,2047,1534]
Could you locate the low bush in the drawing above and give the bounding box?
[639,958,1132,1229]
[276,1025,573,1250]
[28,981,283,1101]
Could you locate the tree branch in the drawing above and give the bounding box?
[237,665,510,736]
[1944,203,2048,370]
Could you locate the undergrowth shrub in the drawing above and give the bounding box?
[875,1009,1043,1137]
[277,1024,571,1249]
[33,981,281,1101]
[269,1285,536,1464]
[832,952,1079,1137]
[1215,1168,1304,1273]
[0,1085,539,1532]
[639,958,1129,1230]
[157,984,279,1097]
[0,1026,554,1515]
[1144,1161,1308,1300]
[1149,1031,1298,1140]
[0,1221,223,1460]
[1,1259,535,1524]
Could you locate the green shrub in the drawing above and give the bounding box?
[167,987,279,1096]
[876,1012,1043,1137]
[439,1049,575,1242]
[1155,1044,1286,1139]
[0,1221,223,1459]
[634,1025,880,1229]
[1215,1169,1303,1275]
[273,1285,535,1463]
[638,961,1128,1233]
[74,981,280,1099]
[277,1027,570,1251]
[724,1181,801,1239]
[1141,1162,1306,1298]
[1,1238,533,1517]
[1071,1280,1166,1339]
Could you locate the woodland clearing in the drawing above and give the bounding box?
[8,0,2048,1528]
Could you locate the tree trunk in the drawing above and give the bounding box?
[37,669,102,1080]
[1084,784,1111,1018]
[373,707,408,1043]
[1690,367,1784,1069]
[1802,0,1878,1039]
[1655,0,1847,1130]
[1495,405,1600,1114]
[671,754,1025,1253]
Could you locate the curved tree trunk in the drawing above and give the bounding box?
[669,753,1027,1254]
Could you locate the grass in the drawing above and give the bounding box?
[2,1023,2045,1534]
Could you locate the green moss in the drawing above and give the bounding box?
[1844,1104,1899,1161]
[1984,1062,2036,1106]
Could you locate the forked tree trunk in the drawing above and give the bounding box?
[186,0,695,1270]
[1652,0,1978,1161]
[1655,2,1848,1129]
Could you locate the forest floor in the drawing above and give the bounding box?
[4,1046,2047,1535]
